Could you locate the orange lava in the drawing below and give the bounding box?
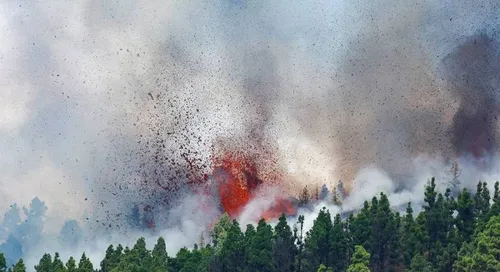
[261,198,296,221]
[212,152,263,218]
[210,151,297,221]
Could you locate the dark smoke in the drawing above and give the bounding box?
[443,35,500,160]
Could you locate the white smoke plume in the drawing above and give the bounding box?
[0,0,499,269]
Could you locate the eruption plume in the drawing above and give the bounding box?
[444,35,500,162]
[0,0,499,268]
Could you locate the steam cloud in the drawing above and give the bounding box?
[0,0,499,269]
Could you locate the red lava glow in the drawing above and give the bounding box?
[212,152,262,218]
[261,198,296,221]
[211,151,296,221]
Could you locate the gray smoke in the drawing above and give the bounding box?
[444,35,500,159]
[1,0,500,269]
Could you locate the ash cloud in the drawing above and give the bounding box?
[443,35,500,159]
[0,0,500,268]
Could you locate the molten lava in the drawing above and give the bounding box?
[212,152,263,218]
[211,152,296,220]
[261,198,297,221]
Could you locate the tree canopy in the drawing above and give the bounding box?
[1,179,499,272]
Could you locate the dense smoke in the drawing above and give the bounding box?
[445,35,500,160]
[0,0,499,269]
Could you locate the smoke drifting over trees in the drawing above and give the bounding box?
[0,0,500,268]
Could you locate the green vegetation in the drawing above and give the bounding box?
[1,178,499,271]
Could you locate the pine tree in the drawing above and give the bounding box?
[65,257,76,272]
[131,237,152,270]
[350,201,372,250]
[151,237,168,272]
[168,247,191,272]
[211,213,232,254]
[454,215,500,271]
[76,253,93,272]
[369,193,400,272]
[452,241,474,272]
[304,207,333,270]
[52,253,66,272]
[13,176,500,272]
[219,220,246,271]
[344,214,355,262]
[490,182,500,217]
[408,254,435,272]
[456,188,475,243]
[434,189,460,271]
[11,259,26,272]
[401,202,416,266]
[294,215,305,272]
[180,246,203,272]
[244,224,257,268]
[273,214,297,272]
[196,245,214,272]
[34,253,52,272]
[0,253,6,272]
[423,178,450,262]
[112,237,151,272]
[100,245,122,272]
[330,214,347,272]
[347,245,370,272]
[247,219,274,272]
[474,182,491,232]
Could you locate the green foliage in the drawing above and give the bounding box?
[77,253,93,272]
[219,220,246,271]
[52,252,66,272]
[408,254,436,272]
[304,207,333,270]
[111,238,152,272]
[167,247,190,272]
[369,192,401,271]
[11,259,26,272]
[246,219,274,272]
[454,215,500,272]
[100,245,122,272]
[1,178,499,272]
[211,212,232,254]
[456,188,475,242]
[65,257,76,272]
[330,214,347,271]
[350,201,372,250]
[347,245,370,272]
[0,253,6,272]
[316,264,333,272]
[400,202,417,266]
[151,238,168,272]
[273,214,297,272]
[294,215,306,272]
[474,182,491,228]
[34,253,52,272]
[490,182,500,217]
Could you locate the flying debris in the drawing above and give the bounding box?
[444,34,500,168]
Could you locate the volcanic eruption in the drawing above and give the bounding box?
[130,33,500,229]
[2,1,500,267]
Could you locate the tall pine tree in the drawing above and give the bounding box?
[273,214,296,272]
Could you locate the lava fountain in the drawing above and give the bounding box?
[210,151,297,221]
